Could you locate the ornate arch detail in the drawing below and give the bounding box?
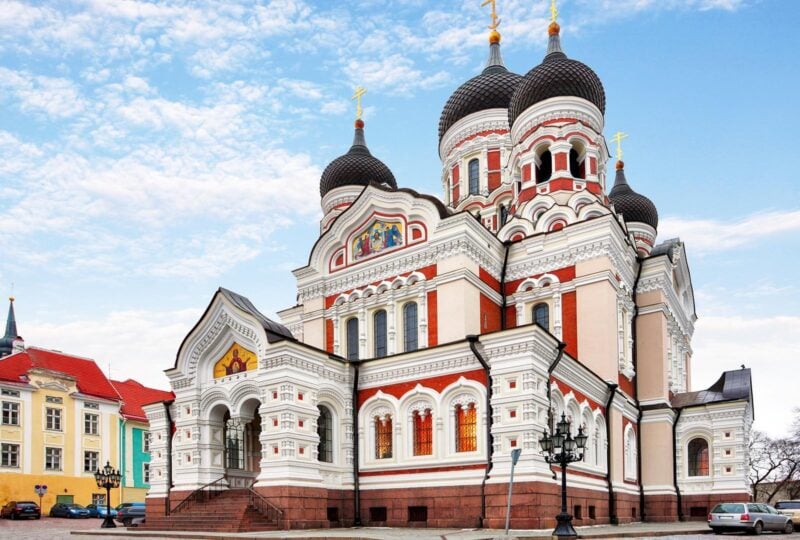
[200,389,230,421]
[408,400,434,416]
[317,388,348,412]
[230,382,262,416]
[450,392,479,409]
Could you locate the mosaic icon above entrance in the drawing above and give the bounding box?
[213,342,257,378]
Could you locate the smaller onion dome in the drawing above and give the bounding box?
[438,31,522,141]
[508,21,605,127]
[319,119,397,198]
[609,161,658,229]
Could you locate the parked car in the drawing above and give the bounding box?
[775,500,800,522]
[1,501,41,520]
[85,503,117,518]
[115,502,145,527]
[49,503,91,519]
[708,502,794,535]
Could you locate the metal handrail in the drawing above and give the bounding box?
[171,475,227,515]
[246,483,283,525]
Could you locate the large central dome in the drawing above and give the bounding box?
[509,23,605,127]
[438,35,522,141]
[319,120,397,198]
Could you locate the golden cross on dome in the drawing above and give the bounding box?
[612,131,629,161]
[481,0,500,30]
[352,86,367,120]
[550,0,559,23]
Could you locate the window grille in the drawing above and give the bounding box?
[375,416,393,459]
[403,302,418,352]
[346,317,359,360]
[225,418,244,470]
[2,401,19,425]
[688,438,709,476]
[455,403,477,452]
[533,303,549,330]
[413,410,432,456]
[317,405,333,463]
[373,310,387,358]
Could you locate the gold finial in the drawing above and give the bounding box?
[611,131,629,162]
[352,86,367,120]
[8,296,14,303]
[481,0,501,31]
[550,0,559,23]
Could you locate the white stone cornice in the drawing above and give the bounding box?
[439,108,510,160]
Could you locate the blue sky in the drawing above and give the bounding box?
[0,0,798,437]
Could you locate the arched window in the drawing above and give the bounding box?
[536,150,552,183]
[533,303,549,330]
[468,158,480,195]
[413,409,432,456]
[499,204,509,227]
[225,416,244,470]
[403,302,418,352]
[569,148,585,179]
[624,425,637,480]
[346,317,359,361]
[317,405,333,463]
[373,310,387,358]
[455,403,477,452]
[688,438,709,476]
[375,415,393,459]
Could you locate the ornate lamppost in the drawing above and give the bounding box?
[539,412,588,539]
[94,461,121,528]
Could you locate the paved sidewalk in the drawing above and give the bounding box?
[71,520,711,540]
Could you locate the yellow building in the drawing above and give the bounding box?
[0,346,122,512]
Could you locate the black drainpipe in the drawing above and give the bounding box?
[631,258,646,521]
[672,406,685,521]
[499,240,511,329]
[351,362,361,526]
[545,342,567,480]
[604,384,619,525]
[163,399,174,515]
[467,335,493,528]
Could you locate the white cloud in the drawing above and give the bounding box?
[343,54,450,96]
[692,315,800,438]
[0,67,87,118]
[659,210,800,254]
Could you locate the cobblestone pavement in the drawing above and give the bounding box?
[0,516,118,540]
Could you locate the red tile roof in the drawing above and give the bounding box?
[0,347,120,401]
[110,378,174,422]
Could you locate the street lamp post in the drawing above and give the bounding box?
[539,412,588,539]
[94,461,121,528]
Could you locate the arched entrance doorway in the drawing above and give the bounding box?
[225,398,262,488]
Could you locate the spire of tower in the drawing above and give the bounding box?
[545,0,565,59]
[0,297,21,358]
[482,0,507,74]
[350,118,371,154]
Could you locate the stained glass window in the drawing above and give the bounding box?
[404,302,418,352]
[373,310,387,358]
[688,438,709,476]
[533,303,549,330]
[346,317,359,361]
[317,405,333,463]
[413,410,432,456]
[455,403,477,452]
[468,159,479,195]
[375,416,393,459]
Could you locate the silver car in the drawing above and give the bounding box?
[708,502,794,535]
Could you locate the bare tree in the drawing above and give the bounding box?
[750,410,800,503]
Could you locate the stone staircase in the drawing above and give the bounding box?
[141,488,281,533]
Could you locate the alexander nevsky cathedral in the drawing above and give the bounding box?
[141,2,753,532]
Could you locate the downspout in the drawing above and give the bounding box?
[120,417,126,504]
[352,362,361,526]
[630,258,646,521]
[467,335,493,528]
[672,407,685,521]
[163,400,174,514]
[605,384,619,525]
[546,343,567,480]
[499,240,511,330]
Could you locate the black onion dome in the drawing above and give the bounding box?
[438,39,522,141]
[609,163,658,229]
[509,25,605,127]
[319,121,397,198]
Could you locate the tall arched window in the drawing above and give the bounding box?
[468,158,480,195]
[413,409,432,456]
[569,148,585,179]
[533,303,549,330]
[536,150,552,183]
[624,425,637,480]
[225,416,244,470]
[455,403,477,452]
[403,302,418,352]
[317,405,333,463]
[499,204,509,227]
[373,310,387,358]
[346,317,359,360]
[688,438,709,476]
[375,416,393,459]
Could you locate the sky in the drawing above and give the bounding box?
[0,0,798,438]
